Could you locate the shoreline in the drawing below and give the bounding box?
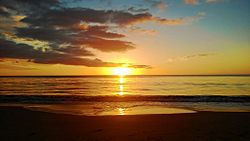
[1,106,250,141]
[2,101,250,116]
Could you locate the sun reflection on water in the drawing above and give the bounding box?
[119,77,125,83]
[118,77,125,96]
[119,85,124,95]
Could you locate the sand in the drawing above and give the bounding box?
[0,106,250,141]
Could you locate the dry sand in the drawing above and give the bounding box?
[1,106,250,141]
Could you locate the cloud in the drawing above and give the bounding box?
[184,0,199,5]
[0,0,152,68]
[0,38,148,67]
[0,64,36,70]
[83,25,125,38]
[0,6,10,17]
[16,26,134,52]
[167,53,212,63]
[144,0,168,10]
[0,0,202,69]
[184,0,221,5]
[154,12,205,25]
[152,1,167,10]
[0,15,27,32]
[23,7,197,26]
[128,26,157,36]
[128,64,152,69]
[127,7,149,13]
[0,0,60,13]
[20,8,155,27]
[185,53,211,58]
[80,37,135,52]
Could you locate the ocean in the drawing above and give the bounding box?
[1,75,250,115]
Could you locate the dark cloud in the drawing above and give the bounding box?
[0,38,150,68]
[12,5,139,53]
[73,37,134,52]
[0,38,117,67]
[54,46,94,57]
[0,0,179,69]
[0,38,45,60]
[16,26,133,52]
[16,27,70,43]
[0,0,60,15]
[84,26,125,38]
[127,7,149,13]
[3,0,202,70]
[33,57,120,67]
[21,8,153,27]
[0,6,10,17]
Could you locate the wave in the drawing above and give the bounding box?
[0,95,250,104]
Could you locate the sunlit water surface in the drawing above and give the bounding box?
[1,76,250,115]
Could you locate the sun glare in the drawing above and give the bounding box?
[113,67,132,76]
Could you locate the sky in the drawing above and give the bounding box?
[0,0,249,75]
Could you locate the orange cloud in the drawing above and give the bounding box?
[184,0,199,5]
[154,12,205,25]
[185,0,221,5]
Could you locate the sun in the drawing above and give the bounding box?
[113,67,132,76]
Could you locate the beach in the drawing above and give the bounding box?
[1,106,250,141]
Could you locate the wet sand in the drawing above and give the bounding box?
[0,106,250,141]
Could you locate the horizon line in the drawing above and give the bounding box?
[0,74,250,77]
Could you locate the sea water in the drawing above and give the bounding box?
[1,75,250,115]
